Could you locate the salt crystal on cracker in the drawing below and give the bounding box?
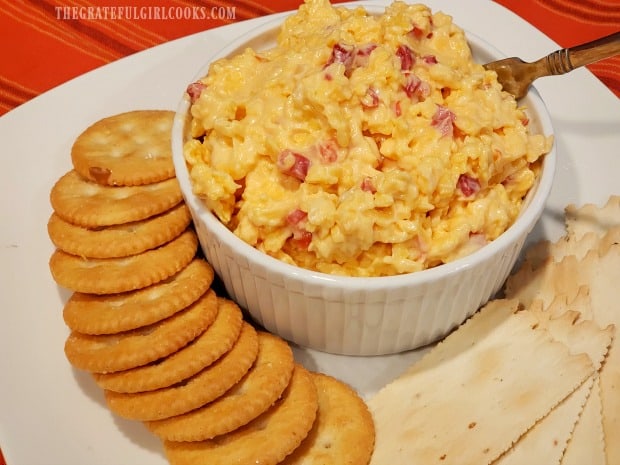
[368,299,594,465]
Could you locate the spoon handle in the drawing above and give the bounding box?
[542,31,620,75]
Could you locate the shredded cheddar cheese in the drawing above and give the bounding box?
[184,0,552,277]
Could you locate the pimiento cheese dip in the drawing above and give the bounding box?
[184,0,553,277]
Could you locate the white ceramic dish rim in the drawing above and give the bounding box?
[5,0,619,461]
[171,6,557,292]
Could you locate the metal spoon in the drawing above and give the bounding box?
[484,31,620,99]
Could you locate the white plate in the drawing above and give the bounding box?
[0,1,618,464]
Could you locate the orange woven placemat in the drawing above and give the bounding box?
[495,0,619,96]
[0,0,617,116]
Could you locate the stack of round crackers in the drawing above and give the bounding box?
[46,110,375,465]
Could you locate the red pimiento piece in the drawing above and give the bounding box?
[431,105,456,137]
[468,232,488,250]
[394,100,402,117]
[277,150,311,181]
[325,43,355,69]
[409,26,425,40]
[403,74,421,98]
[396,44,415,71]
[402,74,430,100]
[286,209,312,248]
[292,230,313,248]
[361,177,377,193]
[286,208,308,225]
[326,43,377,76]
[457,174,481,197]
[186,82,207,103]
[352,44,378,68]
[408,25,433,40]
[422,55,437,64]
[318,140,339,163]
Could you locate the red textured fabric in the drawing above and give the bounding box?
[0,0,618,117]
[494,0,619,97]
[1,0,355,114]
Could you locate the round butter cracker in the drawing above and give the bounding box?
[147,330,295,441]
[104,322,259,421]
[63,258,214,335]
[64,289,218,373]
[280,372,375,465]
[50,170,183,228]
[49,228,198,294]
[71,110,176,186]
[47,203,191,259]
[93,297,243,393]
[163,364,318,465]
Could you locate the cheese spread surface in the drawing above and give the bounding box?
[184,0,552,277]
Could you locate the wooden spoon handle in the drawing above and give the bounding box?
[543,31,620,75]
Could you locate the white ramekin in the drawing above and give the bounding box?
[171,5,556,355]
